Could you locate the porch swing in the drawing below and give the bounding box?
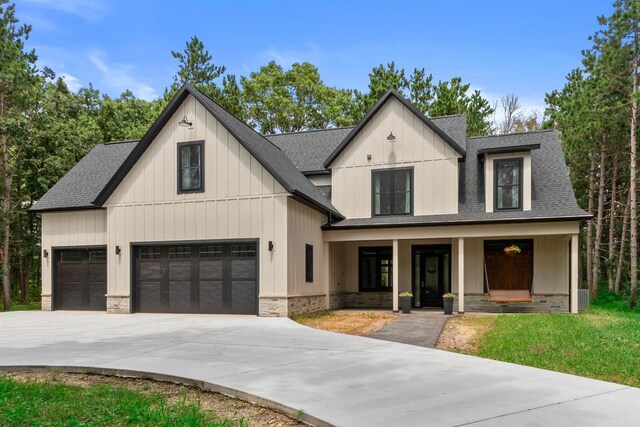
[484,240,534,303]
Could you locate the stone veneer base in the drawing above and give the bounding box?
[259,295,327,317]
[344,292,393,309]
[107,296,131,314]
[41,295,52,311]
[454,294,569,313]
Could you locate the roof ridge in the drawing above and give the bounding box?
[103,139,140,145]
[429,113,465,119]
[468,129,555,140]
[264,126,356,137]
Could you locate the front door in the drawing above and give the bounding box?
[412,245,451,307]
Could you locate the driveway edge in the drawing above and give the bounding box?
[0,365,334,427]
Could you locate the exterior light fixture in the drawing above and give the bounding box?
[178,116,192,128]
[115,246,121,255]
[43,249,49,259]
[367,154,372,161]
[268,241,274,252]
[387,132,396,142]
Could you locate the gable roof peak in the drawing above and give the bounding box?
[88,82,342,218]
[322,87,466,169]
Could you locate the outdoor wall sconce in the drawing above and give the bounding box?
[367,154,372,161]
[268,241,274,252]
[386,131,396,142]
[178,115,192,128]
[115,246,121,255]
[43,249,49,259]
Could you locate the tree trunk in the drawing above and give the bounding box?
[586,150,596,294]
[607,153,619,291]
[615,195,630,293]
[0,88,9,311]
[591,144,607,299]
[19,255,29,305]
[630,44,639,309]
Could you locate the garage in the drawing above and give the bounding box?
[133,241,258,314]
[54,247,107,310]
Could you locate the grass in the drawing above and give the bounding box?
[0,375,244,426]
[293,310,397,336]
[438,292,640,387]
[0,297,41,312]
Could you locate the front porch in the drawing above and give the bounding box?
[322,221,580,314]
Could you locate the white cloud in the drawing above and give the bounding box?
[21,0,108,22]
[89,51,159,100]
[59,72,82,92]
[258,43,323,68]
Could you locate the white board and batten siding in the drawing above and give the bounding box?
[104,94,291,299]
[40,210,108,296]
[330,97,460,219]
[286,198,326,297]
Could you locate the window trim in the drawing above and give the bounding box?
[305,244,314,283]
[358,246,393,292]
[371,167,414,217]
[494,157,523,211]
[177,140,205,194]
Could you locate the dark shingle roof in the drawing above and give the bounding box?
[430,114,466,152]
[325,130,589,229]
[265,127,354,174]
[30,141,138,212]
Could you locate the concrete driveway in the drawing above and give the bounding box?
[1,311,638,426]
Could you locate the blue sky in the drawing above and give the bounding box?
[17,0,611,116]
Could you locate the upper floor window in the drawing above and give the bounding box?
[372,168,413,216]
[494,158,522,210]
[178,141,204,193]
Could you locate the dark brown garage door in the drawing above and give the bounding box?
[133,242,257,314]
[54,248,107,310]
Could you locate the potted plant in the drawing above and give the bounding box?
[443,293,455,315]
[503,244,521,256]
[399,291,413,314]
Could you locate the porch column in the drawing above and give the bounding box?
[392,239,399,312]
[323,242,331,309]
[458,237,465,313]
[570,234,579,314]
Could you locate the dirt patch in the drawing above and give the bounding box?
[3,372,303,427]
[436,315,497,354]
[293,310,398,336]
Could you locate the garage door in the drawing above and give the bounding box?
[133,242,257,314]
[54,248,107,310]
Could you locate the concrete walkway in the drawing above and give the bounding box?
[1,311,639,427]
[368,310,451,348]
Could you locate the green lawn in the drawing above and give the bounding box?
[471,302,640,387]
[0,376,243,426]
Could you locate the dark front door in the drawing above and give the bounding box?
[133,241,257,314]
[54,247,107,310]
[412,245,451,308]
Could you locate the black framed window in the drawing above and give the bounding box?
[494,158,523,210]
[178,141,204,193]
[305,244,313,283]
[359,247,393,292]
[372,168,413,216]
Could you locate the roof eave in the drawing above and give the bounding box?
[28,205,105,214]
[321,214,591,231]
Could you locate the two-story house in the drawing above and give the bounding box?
[31,84,589,316]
